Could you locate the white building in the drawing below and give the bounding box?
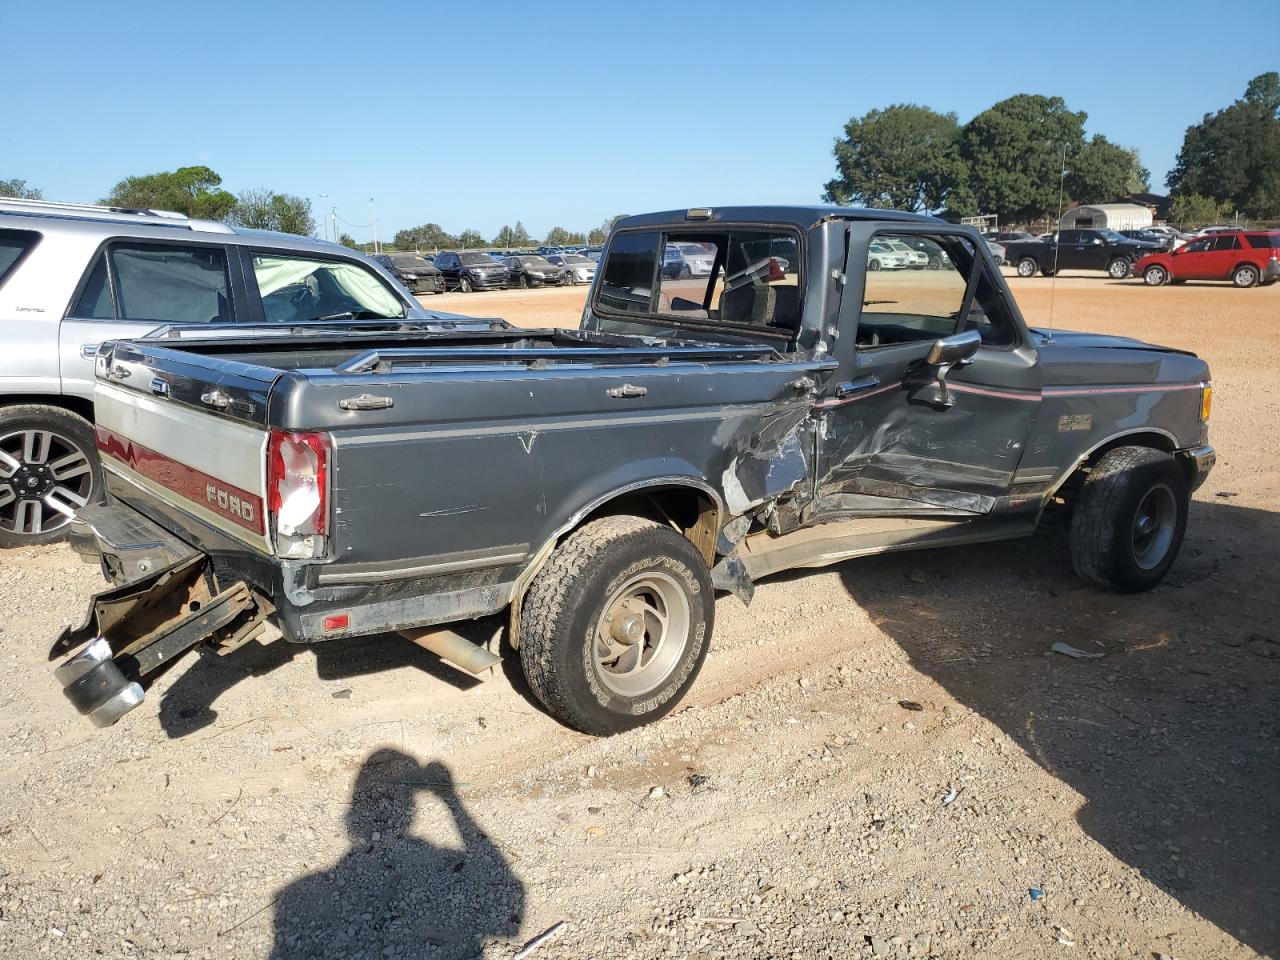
[1059,203,1154,231]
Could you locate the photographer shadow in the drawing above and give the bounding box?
[270,748,523,959]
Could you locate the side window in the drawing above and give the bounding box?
[859,234,1016,349]
[72,254,115,319]
[1213,235,1239,251]
[110,244,231,324]
[597,231,659,314]
[250,253,405,323]
[1186,238,1212,253]
[0,229,39,289]
[1059,231,1079,244]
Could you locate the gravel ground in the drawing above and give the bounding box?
[1,275,1276,959]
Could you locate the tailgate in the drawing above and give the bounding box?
[92,344,277,553]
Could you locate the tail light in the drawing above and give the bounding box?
[267,429,330,558]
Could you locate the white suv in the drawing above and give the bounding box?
[0,198,431,546]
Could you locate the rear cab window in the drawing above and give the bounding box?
[594,228,802,337]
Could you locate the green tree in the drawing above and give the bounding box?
[0,178,42,200]
[823,104,967,212]
[493,220,532,248]
[588,213,628,245]
[544,226,585,246]
[457,228,487,248]
[959,94,1087,222]
[1167,194,1232,228]
[101,165,237,220]
[393,222,456,251]
[338,233,359,248]
[1168,73,1280,219]
[1064,135,1149,204]
[229,189,316,236]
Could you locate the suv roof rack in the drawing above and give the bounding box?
[0,196,236,234]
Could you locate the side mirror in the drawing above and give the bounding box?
[925,329,981,366]
[921,330,981,409]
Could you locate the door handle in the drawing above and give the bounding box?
[606,384,647,399]
[200,389,232,409]
[80,342,100,359]
[836,376,880,398]
[105,364,131,381]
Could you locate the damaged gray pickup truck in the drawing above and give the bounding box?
[50,206,1215,734]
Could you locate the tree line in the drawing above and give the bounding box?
[824,72,1280,224]
[392,215,626,252]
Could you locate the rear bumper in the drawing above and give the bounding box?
[67,501,202,586]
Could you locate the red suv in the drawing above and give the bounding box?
[1137,231,1280,288]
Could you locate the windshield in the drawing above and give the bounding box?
[1099,230,1127,243]
[390,254,428,265]
[561,254,591,264]
[459,252,497,266]
[252,254,405,323]
[521,257,556,268]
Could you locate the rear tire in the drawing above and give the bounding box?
[1069,446,1188,593]
[1107,258,1132,280]
[518,516,714,735]
[0,404,103,549]
[1016,257,1038,278]
[1233,264,1260,288]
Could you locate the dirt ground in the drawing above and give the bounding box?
[1,274,1276,959]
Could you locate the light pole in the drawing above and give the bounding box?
[318,193,328,241]
[369,198,379,254]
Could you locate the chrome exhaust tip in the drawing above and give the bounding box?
[54,637,146,728]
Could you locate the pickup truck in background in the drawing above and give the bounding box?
[1005,228,1161,279]
[50,206,1214,735]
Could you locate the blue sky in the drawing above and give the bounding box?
[4,1,1275,242]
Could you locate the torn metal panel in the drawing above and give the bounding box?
[719,404,815,517]
[710,552,755,606]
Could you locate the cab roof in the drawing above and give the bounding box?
[615,205,943,232]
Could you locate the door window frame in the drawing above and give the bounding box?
[234,246,413,324]
[857,226,1021,354]
[63,236,243,324]
[0,229,42,293]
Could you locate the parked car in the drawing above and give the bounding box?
[1137,231,1280,288]
[866,240,909,270]
[878,238,928,269]
[503,254,567,288]
[657,243,716,280]
[0,197,440,547]
[47,204,1214,734]
[372,253,445,294]
[986,240,1006,265]
[434,251,510,292]
[546,253,598,285]
[1142,225,1192,248]
[1190,225,1244,238]
[900,236,952,269]
[1004,229,1154,279]
[583,246,605,261]
[1119,229,1176,252]
[988,231,1036,244]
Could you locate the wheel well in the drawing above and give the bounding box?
[1054,432,1183,509]
[578,486,719,566]
[1232,261,1260,275]
[0,394,94,423]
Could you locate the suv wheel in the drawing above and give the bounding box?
[679,265,692,280]
[1233,264,1260,288]
[1107,258,1132,280]
[1016,257,1038,278]
[458,276,472,293]
[1069,446,1188,593]
[518,516,714,734]
[0,405,103,548]
[518,274,529,289]
[1143,265,1168,286]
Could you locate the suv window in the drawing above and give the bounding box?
[860,234,1015,349]
[1212,234,1240,251]
[71,243,232,324]
[251,253,405,323]
[0,230,38,288]
[1245,234,1280,249]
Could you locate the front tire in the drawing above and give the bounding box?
[679,265,692,280]
[1108,258,1132,280]
[1069,446,1188,593]
[1233,264,1260,288]
[1143,265,1168,286]
[458,276,472,293]
[518,516,714,735]
[1016,257,1038,278]
[0,404,103,548]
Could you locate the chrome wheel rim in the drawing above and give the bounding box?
[1018,259,1034,277]
[592,571,690,697]
[1234,268,1255,287]
[1110,260,1127,278]
[0,429,94,536]
[1131,482,1177,571]
[1145,267,1165,285]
